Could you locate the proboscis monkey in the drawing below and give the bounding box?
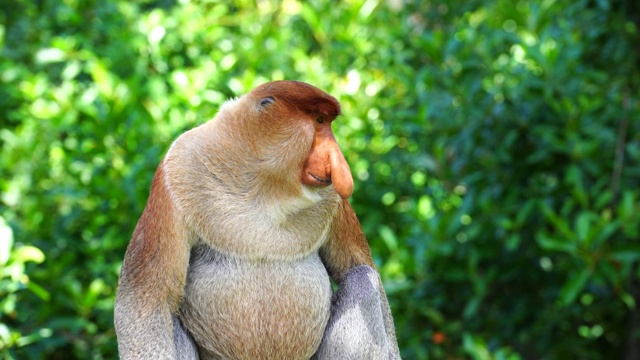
[114,81,400,359]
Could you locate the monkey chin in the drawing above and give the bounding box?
[301,185,325,203]
[264,185,327,226]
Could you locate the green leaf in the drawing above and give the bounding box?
[592,221,620,247]
[13,246,45,264]
[419,306,445,325]
[463,333,491,360]
[27,281,51,301]
[378,225,398,252]
[0,217,13,265]
[575,212,591,244]
[82,279,106,308]
[620,292,636,309]
[536,232,577,254]
[34,47,66,64]
[539,202,574,240]
[559,268,591,306]
[608,244,640,262]
[463,296,482,319]
[417,195,435,220]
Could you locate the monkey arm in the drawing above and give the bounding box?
[316,199,401,359]
[114,162,196,359]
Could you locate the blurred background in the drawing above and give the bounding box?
[1,0,639,359]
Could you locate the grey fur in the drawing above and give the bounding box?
[116,259,401,360]
[314,265,401,360]
[173,316,199,359]
[177,245,332,359]
[114,300,177,359]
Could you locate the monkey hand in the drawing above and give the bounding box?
[313,265,401,360]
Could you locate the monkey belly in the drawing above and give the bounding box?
[179,248,332,360]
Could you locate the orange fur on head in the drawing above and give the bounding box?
[250,80,341,118]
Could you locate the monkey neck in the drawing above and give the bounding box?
[202,123,319,215]
[255,183,330,225]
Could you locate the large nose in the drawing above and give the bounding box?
[301,126,354,199]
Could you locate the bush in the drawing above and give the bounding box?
[1,0,639,358]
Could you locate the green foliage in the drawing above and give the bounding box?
[1,0,639,358]
[0,216,48,354]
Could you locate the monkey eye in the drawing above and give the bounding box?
[259,96,275,107]
[316,116,325,124]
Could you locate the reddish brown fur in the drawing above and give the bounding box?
[250,81,341,119]
[119,162,190,312]
[321,199,375,282]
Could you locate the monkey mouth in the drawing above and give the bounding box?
[308,172,332,185]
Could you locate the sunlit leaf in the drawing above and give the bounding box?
[0,217,13,265]
[34,48,66,64]
[12,246,45,264]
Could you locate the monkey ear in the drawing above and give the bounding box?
[259,96,276,108]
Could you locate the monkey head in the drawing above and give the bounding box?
[201,81,354,201]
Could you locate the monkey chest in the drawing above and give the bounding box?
[179,249,332,359]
